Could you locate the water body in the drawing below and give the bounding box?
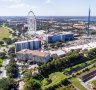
[37,16,96,22]
[0,16,96,22]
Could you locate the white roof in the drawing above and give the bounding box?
[15,40,28,44]
[35,30,45,35]
[50,50,65,56]
[45,31,73,37]
[64,42,96,51]
[15,38,40,44]
[42,50,66,56]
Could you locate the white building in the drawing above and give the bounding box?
[15,41,28,52]
[15,39,41,52]
[17,49,50,63]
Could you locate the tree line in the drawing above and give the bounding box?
[38,48,96,76]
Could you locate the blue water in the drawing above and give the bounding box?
[37,16,96,22]
[0,16,96,22]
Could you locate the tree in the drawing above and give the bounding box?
[55,41,62,47]
[12,38,18,43]
[12,33,17,36]
[24,78,41,90]
[0,41,4,45]
[0,52,6,59]
[3,38,12,45]
[6,59,18,78]
[23,70,32,81]
[8,46,15,55]
[0,78,17,90]
[10,53,16,58]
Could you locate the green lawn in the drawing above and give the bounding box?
[0,45,1,49]
[0,27,10,40]
[92,80,96,88]
[64,58,96,74]
[71,77,87,90]
[56,85,75,90]
[0,59,3,69]
[41,72,67,90]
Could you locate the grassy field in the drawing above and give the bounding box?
[71,77,87,90]
[56,85,75,90]
[92,80,96,88]
[0,27,10,40]
[41,72,67,89]
[0,59,3,69]
[64,58,96,75]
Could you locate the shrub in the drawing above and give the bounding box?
[0,41,4,45]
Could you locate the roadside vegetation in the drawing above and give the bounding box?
[92,80,96,89]
[0,78,17,90]
[22,48,96,90]
[0,52,6,59]
[6,59,18,78]
[71,77,87,90]
[0,25,18,90]
[0,59,3,69]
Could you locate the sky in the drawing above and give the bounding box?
[0,0,96,16]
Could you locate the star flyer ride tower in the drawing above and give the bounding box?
[87,8,91,37]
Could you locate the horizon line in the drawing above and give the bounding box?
[0,15,96,17]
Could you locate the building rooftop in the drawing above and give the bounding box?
[46,31,73,37]
[49,50,65,56]
[42,49,66,56]
[15,40,28,44]
[35,30,45,35]
[63,42,96,51]
[15,38,40,44]
[17,49,50,57]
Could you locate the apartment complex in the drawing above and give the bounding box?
[17,49,50,63]
[15,39,41,52]
[45,32,74,43]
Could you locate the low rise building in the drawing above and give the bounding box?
[17,49,50,63]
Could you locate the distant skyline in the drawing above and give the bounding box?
[0,0,96,16]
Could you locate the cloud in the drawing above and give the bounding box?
[0,0,22,3]
[8,3,38,9]
[45,0,51,4]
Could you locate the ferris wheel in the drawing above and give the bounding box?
[25,11,36,39]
